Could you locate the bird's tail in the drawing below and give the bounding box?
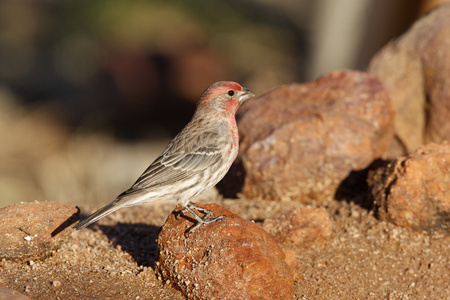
[75,188,151,230]
[74,201,123,230]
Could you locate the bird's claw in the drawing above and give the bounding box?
[179,202,225,236]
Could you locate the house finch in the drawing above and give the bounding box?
[75,81,255,232]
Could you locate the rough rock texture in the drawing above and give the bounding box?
[221,70,394,203]
[157,203,295,300]
[0,201,79,262]
[262,207,332,248]
[369,4,450,154]
[369,142,450,234]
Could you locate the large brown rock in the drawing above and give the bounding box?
[222,70,394,203]
[369,4,450,154]
[0,201,79,262]
[156,203,295,300]
[368,142,450,234]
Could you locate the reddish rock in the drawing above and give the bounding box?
[369,142,450,234]
[157,203,295,300]
[222,70,394,203]
[0,201,79,262]
[262,207,332,248]
[281,248,303,281]
[369,4,450,154]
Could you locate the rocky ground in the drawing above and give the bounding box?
[1,194,449,299]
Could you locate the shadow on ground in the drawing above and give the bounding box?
[334,159,389,210]
[99,223,161,267]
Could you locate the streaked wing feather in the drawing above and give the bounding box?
[129,141,222,190]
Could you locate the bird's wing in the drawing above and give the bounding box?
[73,140,222,230]
[127,130,223,191]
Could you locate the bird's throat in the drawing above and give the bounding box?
[226,99,240,115]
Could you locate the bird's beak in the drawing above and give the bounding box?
[237,87,255,103]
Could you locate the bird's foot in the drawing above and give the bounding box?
[178,202,224,235]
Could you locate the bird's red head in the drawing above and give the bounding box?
[198,81,255,115]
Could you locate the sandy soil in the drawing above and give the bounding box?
[1,194,449,299]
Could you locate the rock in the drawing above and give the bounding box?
[0,201,79,262]
[281,248,303,281]
[157,203,295,300]
[0,287,32,300]
[369,4,450,154]
[262,207,332,248]
[221,70,394,203]
[368,142,450,234]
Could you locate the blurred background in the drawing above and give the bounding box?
[0,0,447,208]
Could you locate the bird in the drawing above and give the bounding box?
[74,81,255,232]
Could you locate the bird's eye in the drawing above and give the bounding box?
[227,90,235,96]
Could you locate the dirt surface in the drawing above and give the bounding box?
[1,194,449,299]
